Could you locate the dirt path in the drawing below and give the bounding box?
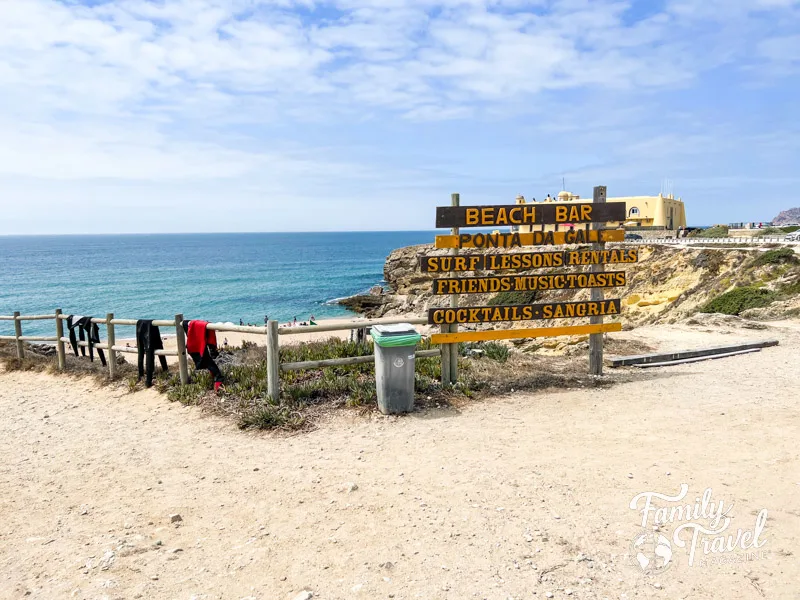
[1,323,799,600]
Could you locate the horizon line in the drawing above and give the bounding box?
[0,226,715,237]
[0,229,445,237]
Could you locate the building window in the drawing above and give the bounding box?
[629,207,640,216]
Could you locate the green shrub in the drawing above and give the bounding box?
[689,225,729,238]
[782,226,800,233]
[167,382,208,405]
[752,248,798,267]
[700,287,777,315]
[483,342,510,362]
[777,279,800,298]
[754,227,785,237]
[458,341,510,363]
[238,403,303,430]
[488,290,538,306]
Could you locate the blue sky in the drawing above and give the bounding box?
[0,0,798,234]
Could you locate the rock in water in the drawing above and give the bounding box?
[337,294,386,313]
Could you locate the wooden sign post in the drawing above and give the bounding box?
[449,193,460,385]
[424,186,630,382]
[590,186,607,376]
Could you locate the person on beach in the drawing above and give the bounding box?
[293,316,297,326]
[239,319,243,326]
[223,337,229,349]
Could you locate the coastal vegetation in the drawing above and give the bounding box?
[755,226,799,237]
[459,341,510,362]
[700,287,777,315]
[0,335,607,432]
[487,289,538,306]
[751,247,798,267]
[700,250,799,315]
[688,225,729,238]
[688,225,796,239]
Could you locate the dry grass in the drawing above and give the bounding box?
[0,341,138,384]
[1,338,630,433]
[603,337,655,356]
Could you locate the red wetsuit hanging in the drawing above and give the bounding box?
[186,320,217,356]
[183,320,224,390]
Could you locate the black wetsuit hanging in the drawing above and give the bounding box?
[66,315,107,367]
[136,319,168,387]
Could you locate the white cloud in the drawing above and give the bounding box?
[4,0,792,130]
[759,34,800,62]
[0,0,798,232]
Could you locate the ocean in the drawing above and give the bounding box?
[0,232,435,336]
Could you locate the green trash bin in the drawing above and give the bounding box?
[371,324,421,414]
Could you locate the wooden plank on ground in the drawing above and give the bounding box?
[606,340,780,367]
[430,322,622,345]
[632,348,762,368]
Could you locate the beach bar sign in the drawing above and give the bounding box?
[423,187,633,357]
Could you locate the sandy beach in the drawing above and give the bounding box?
[1,320,798,599]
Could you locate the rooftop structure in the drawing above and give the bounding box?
[514,191,687,232]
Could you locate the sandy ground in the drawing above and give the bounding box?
[1,321,799,600]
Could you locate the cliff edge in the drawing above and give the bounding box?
[343,244,800,333]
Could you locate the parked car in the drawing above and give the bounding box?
[785,231,800,241]
[625,233,643,240]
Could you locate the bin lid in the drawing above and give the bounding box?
[372,323,417,336]
[372,323,421,347]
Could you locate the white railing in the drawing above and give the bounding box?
[620,237,800,246]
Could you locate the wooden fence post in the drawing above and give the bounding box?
[13,311,24,359]
[266,320,280,401]
[106,313,117,379]
[54,308,66,370]
[440,324,451,386]
[175,314,189,385]
[589,185,607,376]
[449,192,460,384]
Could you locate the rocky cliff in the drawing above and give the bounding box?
[772,207,800,225]
[348,244,800,334]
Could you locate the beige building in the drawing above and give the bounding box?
[515,191,687,232]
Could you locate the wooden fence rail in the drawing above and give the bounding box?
[0,310,443,398]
